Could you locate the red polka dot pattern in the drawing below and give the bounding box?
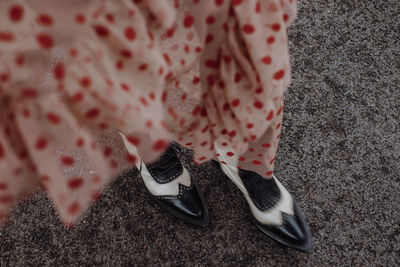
[9,5,24,23]
[124,27,136,41]
[36,14,53,26]
[0,0,297,227]
[36,33,54,49]
[94,25,110,38]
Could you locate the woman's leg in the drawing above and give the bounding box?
[239,114,283,179]
[214,99,313,252]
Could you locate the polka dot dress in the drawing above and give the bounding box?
[0,0,297,226]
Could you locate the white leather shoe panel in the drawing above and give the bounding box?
[121,132,191,197]
[139,162,191,196]
[215,143,293,225]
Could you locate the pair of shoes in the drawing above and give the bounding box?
[134,143,313,252]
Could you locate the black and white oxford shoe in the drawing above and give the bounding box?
[215,145,313,252]
[121,136,209,227]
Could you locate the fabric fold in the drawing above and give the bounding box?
[0,0,298,226]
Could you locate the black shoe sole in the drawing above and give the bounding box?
[142,170,210,228]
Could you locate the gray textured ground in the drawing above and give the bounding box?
[1,1,399,266]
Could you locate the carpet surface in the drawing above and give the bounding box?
[1,1,399,266]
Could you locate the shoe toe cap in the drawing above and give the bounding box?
[157,179,209,226]
[268,212,307,243]
[251,200,313,252]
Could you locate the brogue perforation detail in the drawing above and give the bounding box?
[146,145,184,184]
[148,163,183,183]
[155,182,194,200]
